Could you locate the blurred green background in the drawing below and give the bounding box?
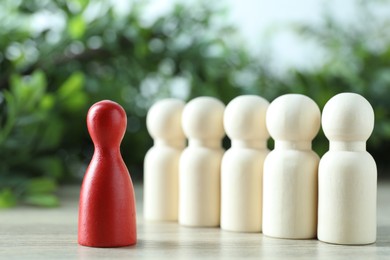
[1,0,390,207]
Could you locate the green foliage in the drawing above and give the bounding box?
[1,0,390,208]
[0,0,267,208]
[0,69,75,207]
[0,189,17,208]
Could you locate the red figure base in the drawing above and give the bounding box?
[78,100,137,247]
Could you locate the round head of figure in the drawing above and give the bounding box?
[266,94,321,142]
[322,92,374,142]
[224,95,269,141]
[146,99,185,141]
[87,100,127,148]
[182,97,225,140]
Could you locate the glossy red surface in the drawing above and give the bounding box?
[78,100,137,247]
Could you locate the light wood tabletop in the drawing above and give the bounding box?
[1,182,390,259]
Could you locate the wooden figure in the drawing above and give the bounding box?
[263,94,320,239]
[144,99,186,221]
[179,97,225,227]
[318,93,377,245]
[221,95,269,232]
[78,100,137,247]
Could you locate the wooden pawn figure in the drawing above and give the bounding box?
[179,97,225,227]
[144,99,186,221]
[263,94,320,239]
[78,100,137,247]
[318,93,377,245]
[221,95,269,232]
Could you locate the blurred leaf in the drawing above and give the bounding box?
[63,92,88,112]
[25,178,57,194]
[39,94,56,111]
[29,70,47,100]
[23,194,59,207]
[58,72,85,99]
[70,0,89,11]
[37,118,65,150]
[9,74,24,103]
[78,0,89,9]
[9,70,46,111]
[57,72,87,111]
[68,15,86,39]
[0,91,17,144]
[33,157,64,179]
[0,189,17,208]
[381,122,390,137]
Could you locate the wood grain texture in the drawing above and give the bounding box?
[1,183,390,259]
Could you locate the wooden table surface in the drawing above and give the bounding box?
[1,182,390,259]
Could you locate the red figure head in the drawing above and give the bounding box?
[87,100,127,148]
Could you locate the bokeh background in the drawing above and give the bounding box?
[1,0,390,207]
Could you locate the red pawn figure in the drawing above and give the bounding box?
[78,100,137,247]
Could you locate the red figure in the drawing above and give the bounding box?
[78,100,137,247]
